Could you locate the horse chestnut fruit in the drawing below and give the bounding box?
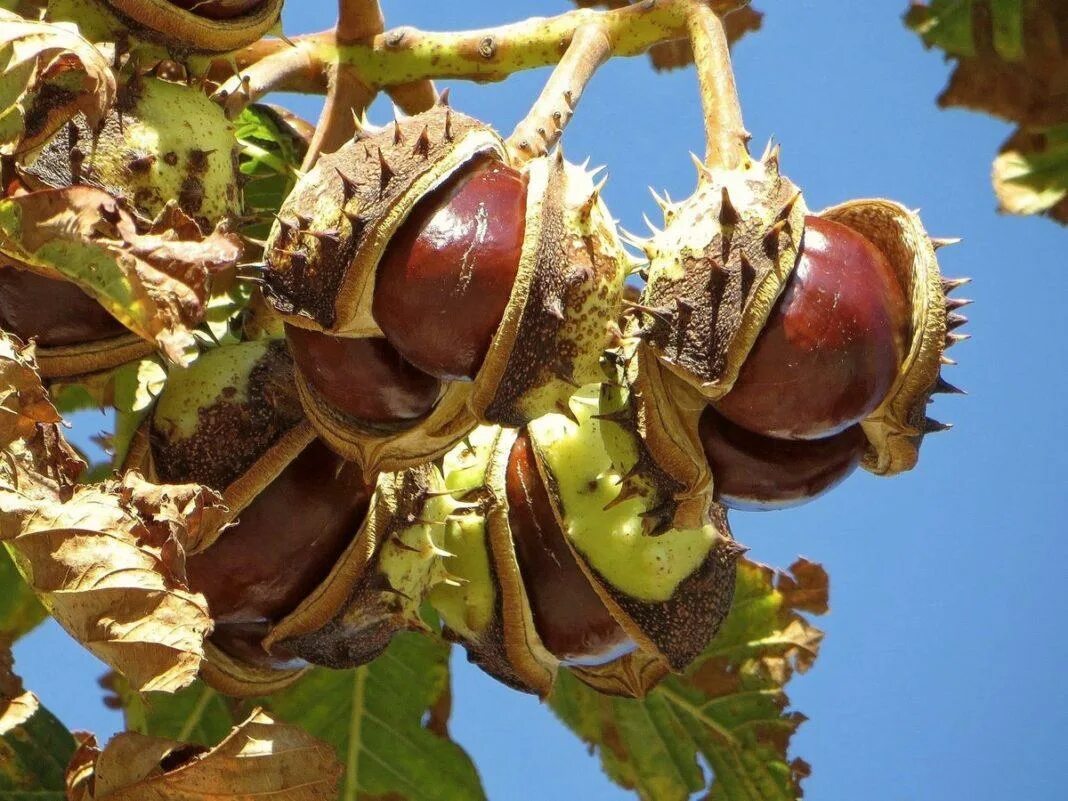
[506,432,634,666]
[185,438,372,625]
[0,266,126,346]
[699,406,866,511]
[373,157,527,381]
[285,325,442,425]
[713,215,909,440]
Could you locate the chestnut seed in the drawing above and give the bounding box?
[713,215,910,440]
[699,406,867,511]
[0,266,127,346]
[506,432,635,666]
[286,325,442,425]
[185,438,373,625]
[210,620,307,671]
[373,157,527,382]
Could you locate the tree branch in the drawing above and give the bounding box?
[686,2,748,169]
[507,23,611,163]
[213,0,740,95]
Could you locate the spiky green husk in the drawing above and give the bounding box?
[22,75,241,228]
[263,463,457,669]
[138,339,311,550]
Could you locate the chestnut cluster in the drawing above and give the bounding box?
[0,1,965,700]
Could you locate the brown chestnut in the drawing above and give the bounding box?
[285,325,442,425]
[372,157,527,382]
[699,406,866,511]
[713,215,909,440]
[185,438,372,625]
[506,432,635,666]
[0,266,127,346]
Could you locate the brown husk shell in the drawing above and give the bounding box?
[623,339,714,530]
[568,649,671,699]
[101,0,285,53]
[820,199,949,475]
[641,156,806,400]
[470,152,625,426]
[33,333,154,380]
[264,105,505,334]
[291,365,478,477]
[198,639,307,698]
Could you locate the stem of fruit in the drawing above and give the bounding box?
[217,0,737,92]
[212,45,326,119]
[686,2,749,170]
[506,23,610,164]
[302,0,386,170]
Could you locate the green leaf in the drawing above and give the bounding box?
[264,633,486,801]
[236,105,310,240]
[549,559,827,801]
[102,672,238,748]
[0,648,77,800]
[0,543,44,640]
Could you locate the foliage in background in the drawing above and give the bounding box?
[550,559,826,801]
[906,0,1068,223]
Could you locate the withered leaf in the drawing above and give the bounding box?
[569,1,763,71]
[0,644,78,799]
[0,187,244,366]
[0,8,115,154]
[549,559,826,801]
[0,334,223,692]
[906,1,1068,222]
[65,709,341,801]
[992,124,1068,224]
[0,333,59,447]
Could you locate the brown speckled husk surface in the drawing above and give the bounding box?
[641,158,806,400]
[264,106,504,334]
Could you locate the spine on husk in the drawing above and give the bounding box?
[262,104,626,473]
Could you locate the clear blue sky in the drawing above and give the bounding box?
[14,2,1067,800]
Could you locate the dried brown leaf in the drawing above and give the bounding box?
[0,188,243,365]
[0,334,59,447]
[0,334,223,692]
[0,8,115,153]
[65,710,342,801]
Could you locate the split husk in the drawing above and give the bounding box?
[820,199,956,475]
[263,105,625,471]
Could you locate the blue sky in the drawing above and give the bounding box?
[13,2,1067,800]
